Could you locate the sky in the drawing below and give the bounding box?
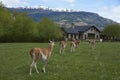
[1,0,120,23]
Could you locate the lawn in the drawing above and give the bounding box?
[0,42,120,80]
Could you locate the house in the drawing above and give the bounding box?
[62,25,101,40]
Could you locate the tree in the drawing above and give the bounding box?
[0,3,14,42]
[37,18,62,42]
[12,13,38,42]
[0,2,62,42]
[103,24,120,41]
[0,4,38,42]
[0,1,4,7]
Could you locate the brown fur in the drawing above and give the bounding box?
[30,47,52,62]
[74,40,80,47]
[89,39,96,49]
[70,40,76,52]
[60,40,67,47]
[59,40,67,54]
[29,41,55,75]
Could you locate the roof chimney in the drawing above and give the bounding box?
[71,22,75,29]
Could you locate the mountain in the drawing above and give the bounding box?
[8,7,118,29]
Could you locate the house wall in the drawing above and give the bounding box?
[67,34,80,40]
[83,27,100,39]
[64,27,100,40]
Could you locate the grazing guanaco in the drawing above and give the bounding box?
[29,40,55,75]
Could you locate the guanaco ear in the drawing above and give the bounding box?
[49,40,52,43]
[52,39,54,42]
[52,39,55,42]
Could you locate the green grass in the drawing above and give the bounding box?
[0,42,120,80]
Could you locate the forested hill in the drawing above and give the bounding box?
[8,7,118,29]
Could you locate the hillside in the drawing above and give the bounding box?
[9,7,118,29]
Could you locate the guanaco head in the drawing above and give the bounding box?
[49,40,55,46]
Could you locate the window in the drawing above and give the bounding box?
[85,34,87,39]
[90,28,94,31]
[96,35,99,39]
[88,33,95,39]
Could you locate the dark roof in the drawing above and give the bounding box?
[75,25,91,32]
[64,27,79,34]
[63,25,101,34]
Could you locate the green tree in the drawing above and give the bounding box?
[0,1,4,7]
[12,13,38,42]
[103,24,120,40]
[0,3,14,42]
[0,2,62,42]
[0,4,38,42]
[37,18,62,42]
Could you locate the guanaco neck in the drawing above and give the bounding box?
[47,44,54,58]
[48,44,54,53]
[63,40,67,46]
[65,40,67,43]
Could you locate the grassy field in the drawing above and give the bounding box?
[0,42,120,80]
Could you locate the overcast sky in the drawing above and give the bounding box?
[1,0,120,23]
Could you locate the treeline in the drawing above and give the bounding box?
[102,24,120,41]
[0,3,62,42]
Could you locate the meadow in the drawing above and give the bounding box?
[0,42,120,80]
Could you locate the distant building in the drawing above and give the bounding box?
[62,25,101,40]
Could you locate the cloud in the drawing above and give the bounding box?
[99,6,120,23]
[0,0,29,7]
[41,0,75,3]
[63,0,75,3]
